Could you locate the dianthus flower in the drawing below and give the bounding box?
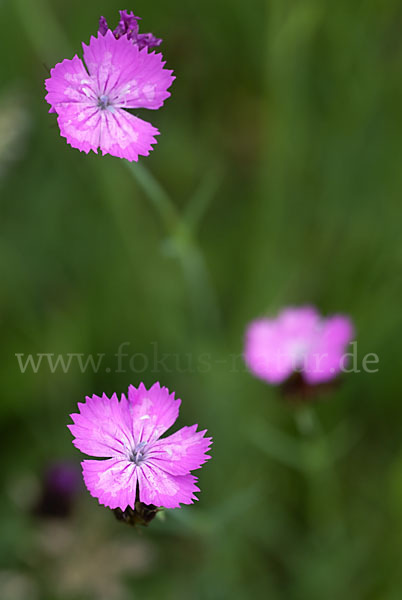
[244,306,354,385]
[68,383,212,510]
[45,12,174,161]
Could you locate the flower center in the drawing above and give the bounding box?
[288,340,309,363]
[130,441,148,466]
[97,94,111,110]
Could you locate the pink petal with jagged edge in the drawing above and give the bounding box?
[56,103,158,159]
[127,382,181,445]
[147,425,212,476]
[55,103,102,154]
[82,458,138,510]
[99,109,159,160]
[137,466,200,508]
[45,55,96,109]
[68,393,134,458]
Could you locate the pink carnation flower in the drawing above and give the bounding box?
[45,23,174,160]
[68,383,212,510]
[244,306,354,385]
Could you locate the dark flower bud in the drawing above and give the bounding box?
[113,502,160,527]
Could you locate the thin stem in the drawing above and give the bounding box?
[125,160,221,331]
[124,161,178,232]
[184,166,223,233]
[294,405,318,436]
[294,406,345,537]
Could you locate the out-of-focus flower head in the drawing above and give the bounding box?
[45,11,174,161]
[244,306,354,388]
[99,10,162,50]
[34,462,82,518]
[68,383,212,514]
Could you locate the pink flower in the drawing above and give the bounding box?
[244,306,354,385]
[68,383,212,510]
[45,27,174,160]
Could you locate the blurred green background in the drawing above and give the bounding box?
[1,0,402,598]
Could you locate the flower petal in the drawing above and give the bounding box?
[56,102,102,154]
[82,458,137,510]
[147,425,212,476]
[127,382,181,445]
[244,319,294,384]
[110,48,174,110]
[304,315,355,383]
[138,464,200,508]
[45,55,96,110]
[68,393,134,458]
[99,109,159,160]
[278,306,320,339]
[55,103,158,160]
[82,31,174,109]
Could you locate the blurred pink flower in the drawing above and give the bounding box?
[244,306,354,385]
[68,383,212,511]
[45,25,174,160]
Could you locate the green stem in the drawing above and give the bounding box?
[124,161,220,330]
[125,161,222,328]
[124,161,178,232]
[294,407,344,537]
[177,238,221,330]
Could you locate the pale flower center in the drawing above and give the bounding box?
[97,94,111,110]
[130,441,148,465]
[288,340,309,363]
